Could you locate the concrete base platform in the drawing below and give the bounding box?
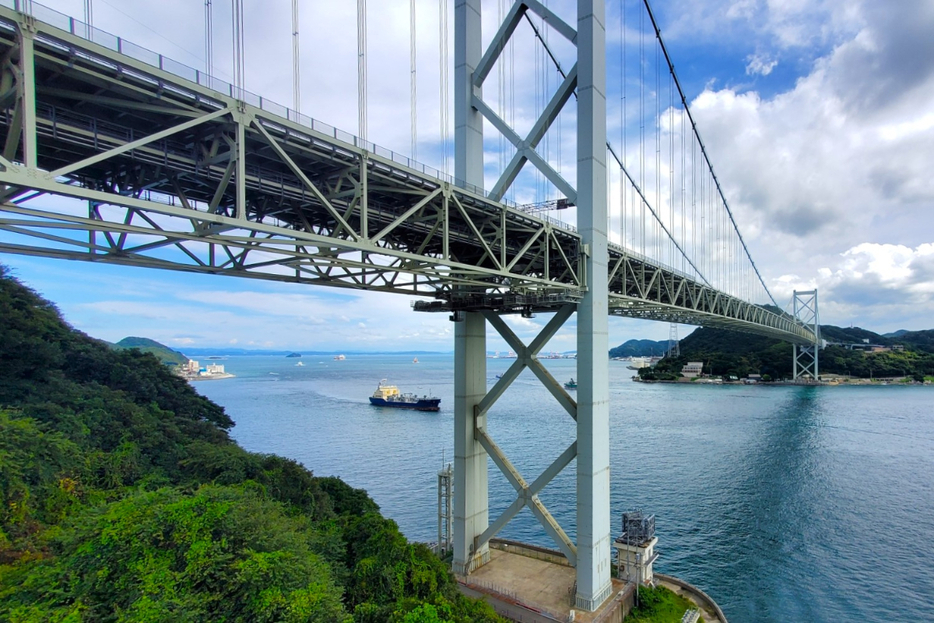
[460,544,634,623]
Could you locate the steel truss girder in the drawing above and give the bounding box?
[607,254,816,344]
[467,305,579,562]
[0,5,582,299]
[0,4,818,344]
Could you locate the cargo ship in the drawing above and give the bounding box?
[369,379,441,411]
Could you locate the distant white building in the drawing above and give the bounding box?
[682,362,704,378]
[204,363,226,376]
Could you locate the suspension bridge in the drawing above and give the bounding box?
[0,0,820,612]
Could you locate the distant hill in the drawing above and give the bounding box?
[113,336,189,366]
[820,325,884,344]
[609,339,669,358]
[643,322,934,380]
[897,329,934,353]
[820,326,934,353]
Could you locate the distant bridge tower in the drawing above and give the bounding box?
[667,323,680,358]
[793,290,820,382]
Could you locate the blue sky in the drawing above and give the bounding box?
[3,0,934,352]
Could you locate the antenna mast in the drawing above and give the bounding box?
[410,0,417,159]
[231,0,245,98]
[292,0,300,112]
[357,0,367,140]
[83,0,93,36]
[204,0,213,85]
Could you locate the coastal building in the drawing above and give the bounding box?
[204,363,226,376]
[175,359,233,381]
[681,362,704,378]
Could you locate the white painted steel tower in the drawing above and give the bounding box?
[574,0,612,609]
[451,0,613,610]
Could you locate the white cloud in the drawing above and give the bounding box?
[685,0,934,332]
[745,52,778,76]
[771,243,934,331]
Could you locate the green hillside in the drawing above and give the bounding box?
[114,335,189,366]
[609,339,669,358]
[0,265,501,622]
[642,323,934,381]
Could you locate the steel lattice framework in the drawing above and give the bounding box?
[0,1,824,612]
[0,3,816,346]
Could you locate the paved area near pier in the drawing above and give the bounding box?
[462,548,632,622]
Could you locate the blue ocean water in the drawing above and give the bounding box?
[194,354,934,622]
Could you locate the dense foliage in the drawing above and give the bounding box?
[625,585,699,623]
[608,339,669,358]
[641,323,934,381]
[0,266,501,622]
[113,336,189,366]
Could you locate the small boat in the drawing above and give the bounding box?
[295,361,304,366]
[334,354,346,361]
[564,378,577,390]
[413,357,419,364]
[369,379,441,411]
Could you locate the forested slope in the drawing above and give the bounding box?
[0,266,500,622]
[641,323,934,381]
[113,335,189,366]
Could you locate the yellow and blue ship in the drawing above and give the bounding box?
[369,380,441,411]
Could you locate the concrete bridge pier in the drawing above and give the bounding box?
[453,311,490,574]
[452,0,490,576]
[574,0,613,609]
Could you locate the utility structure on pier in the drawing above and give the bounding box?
[437,462,453,557]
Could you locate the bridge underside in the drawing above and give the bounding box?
[0,1,821,614]
[0,5,815,347]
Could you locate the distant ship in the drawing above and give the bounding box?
[334,354,346,360]
[369,380,440,412]
[626,357,654,370]
[295,361,304,366]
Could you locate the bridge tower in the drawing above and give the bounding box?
[452,0,490,577]
[793,289,820,382]
[668,323,680,358]
[452,0,612,610]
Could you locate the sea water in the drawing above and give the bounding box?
[195,354,934,622]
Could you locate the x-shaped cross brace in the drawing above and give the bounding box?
[472,304,580,563]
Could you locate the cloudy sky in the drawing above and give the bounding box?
[3,0,933,352]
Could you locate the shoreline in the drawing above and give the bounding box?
[186,373,236,381]
[632,377,930,387]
